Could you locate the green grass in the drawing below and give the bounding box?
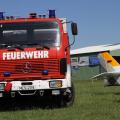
[1,80,120,120]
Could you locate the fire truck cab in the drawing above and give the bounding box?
[0,10,77,107]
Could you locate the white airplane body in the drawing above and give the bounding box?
[92,52,120,86]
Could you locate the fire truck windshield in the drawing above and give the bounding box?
[0,21,60,48]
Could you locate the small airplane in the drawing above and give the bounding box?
[92,52,120,86]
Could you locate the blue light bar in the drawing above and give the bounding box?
[49,10,56,18]
[0,12,4,20]
[3,71,11,77]
[42,70,49,75]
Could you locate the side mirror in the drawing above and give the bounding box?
[71,22,78,35]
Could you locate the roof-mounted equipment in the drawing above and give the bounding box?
[0,12,4,20]
[29,13,37,18]
[49,10,56,18]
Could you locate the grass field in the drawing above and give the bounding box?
[1,80,120,120]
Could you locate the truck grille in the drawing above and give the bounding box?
[0,59,60,78]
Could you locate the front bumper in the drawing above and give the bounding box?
[0,79,71,97]
[12,79,69,90]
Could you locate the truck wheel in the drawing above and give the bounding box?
[59,82,75,107]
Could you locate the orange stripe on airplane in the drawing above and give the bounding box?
[100,52,120,66]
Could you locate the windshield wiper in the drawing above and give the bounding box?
[36,45,50,50]
[25,43,38,46]
[0,44,9,48]
[7,44,24,51]
[43,45,50,50]
[26,43,50,50]
[0,43,50,50]
[14,44,24,50]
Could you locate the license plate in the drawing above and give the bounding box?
[19,86,34,90]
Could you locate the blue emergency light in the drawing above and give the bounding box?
[42,70,49,75]
[49,10,56,18]
[3,71,11,77]
[0,12,4,20]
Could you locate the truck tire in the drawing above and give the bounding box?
[59,82,75,107]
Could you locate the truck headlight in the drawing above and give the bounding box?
[0,83,5,90]
[49,80,62,88]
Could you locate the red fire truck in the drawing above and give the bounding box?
[0,10,77,107]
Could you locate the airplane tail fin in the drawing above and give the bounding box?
[98,52,120,72]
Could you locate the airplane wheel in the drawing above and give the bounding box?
[108,77,116,86]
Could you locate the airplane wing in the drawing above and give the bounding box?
[91,71,120,80]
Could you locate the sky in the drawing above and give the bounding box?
[0,0,120,49]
